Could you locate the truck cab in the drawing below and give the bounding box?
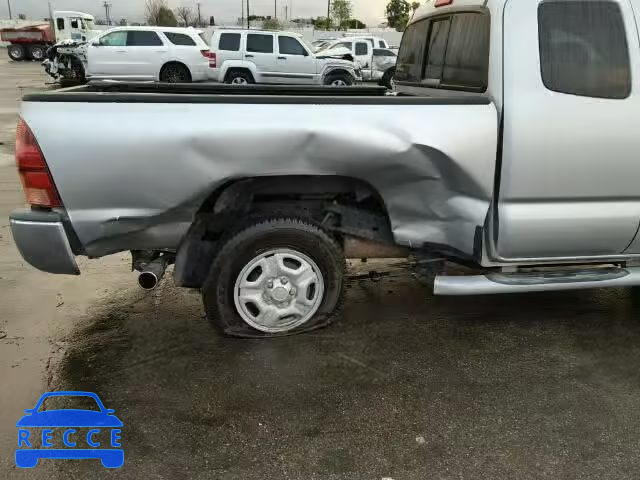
[53,11,99,43]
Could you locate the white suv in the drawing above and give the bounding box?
[208,29,360,86]
[86,26,212,82]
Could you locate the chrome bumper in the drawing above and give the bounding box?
[10,209,80,275]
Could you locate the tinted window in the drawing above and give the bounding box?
[164,32,196,46]
[395,19,429,82]
[127,30,163,46]
[99,31,127,47]
[355,42,368,55]
[379,40,385,48]
[219,33,241,51]
[538,1,630,99]
[56,18,64,30]
[247,34,274,53]
[279,36,306,55]
[441,13,490,90]
[423,18,449,81]
[71,19,79,28]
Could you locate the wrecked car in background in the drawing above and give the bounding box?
[44,26,211,84]
[11,0,640,339]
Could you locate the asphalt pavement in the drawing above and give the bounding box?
[2,56,640,480]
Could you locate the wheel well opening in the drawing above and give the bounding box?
[174,176,397,288]
[160,61,191,78]
[224,68,255,82]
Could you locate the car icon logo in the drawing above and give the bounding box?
[15,391,123,468]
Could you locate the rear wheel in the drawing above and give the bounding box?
[28,44,46,61]
[8,44,26,61]
[381,67,396,90]
[225,70,254,85]
[324,72,354,87]
[203,218,345,338]
[160,63,192,83]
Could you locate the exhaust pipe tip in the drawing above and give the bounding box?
[138,271,160,290]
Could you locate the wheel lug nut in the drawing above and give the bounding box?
[266,279,274,288]
[290,288,296,296]
[281,277,289,285]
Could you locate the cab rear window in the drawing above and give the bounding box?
[396,11,490,92]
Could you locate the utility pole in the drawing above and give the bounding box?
[247,0,250,28]
[6,0,12,20]
[103,1,111,26]
[275,0,277,19]
[327,0,331,30]
[196,2,202,27]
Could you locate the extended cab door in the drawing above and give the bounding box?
[497,0,640,260]
[274,35,316,84]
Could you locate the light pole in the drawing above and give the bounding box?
[247,0,250,28]
[6,0,12,20]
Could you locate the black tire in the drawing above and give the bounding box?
[203,218,345,338]
[324,71,354,87]
[160,63,192,83]
[225,69,254,85]
[28,44,46,61]
[8,44,26,61]
[381,67,396,90]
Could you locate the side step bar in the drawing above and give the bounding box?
[434,266,640,295]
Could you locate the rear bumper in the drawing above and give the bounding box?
[10,209,80,275]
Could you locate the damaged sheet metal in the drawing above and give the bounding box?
[21,96,498,259]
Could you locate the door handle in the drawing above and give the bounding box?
[278,56,286,60]
[245,54,254,58]
[116,50,126,53]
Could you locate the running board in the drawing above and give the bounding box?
[434,266,640,295]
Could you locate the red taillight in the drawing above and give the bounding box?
[201,50,216,68]
[435,0,453,6]
[15,118,62,208]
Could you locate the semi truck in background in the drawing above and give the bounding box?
[1,11,98,61]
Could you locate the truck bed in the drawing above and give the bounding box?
[19,81,497,262]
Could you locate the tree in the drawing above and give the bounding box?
[262,18,282,30]
[411,2,421,17]
[331,0,352,31]
[346,18,366,29]
[118,18,128,26]
[386,0,410,31]
[146,0,178,27]
[175,6,194,27]
[313,17,331,30]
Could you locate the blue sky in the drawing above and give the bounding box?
[6,0,392,25]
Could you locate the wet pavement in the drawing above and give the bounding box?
[3,58,640,479]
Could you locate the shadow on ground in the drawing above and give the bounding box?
[19,273,640,479]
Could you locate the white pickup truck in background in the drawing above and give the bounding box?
[321,37,397,88]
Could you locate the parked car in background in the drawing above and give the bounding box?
[322,38,397,88]
[1,10,98,62]
[43,26,211,84]
[208,29,360,86]
[86,26,211,82]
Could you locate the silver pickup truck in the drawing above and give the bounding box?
[10,0,640,337]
